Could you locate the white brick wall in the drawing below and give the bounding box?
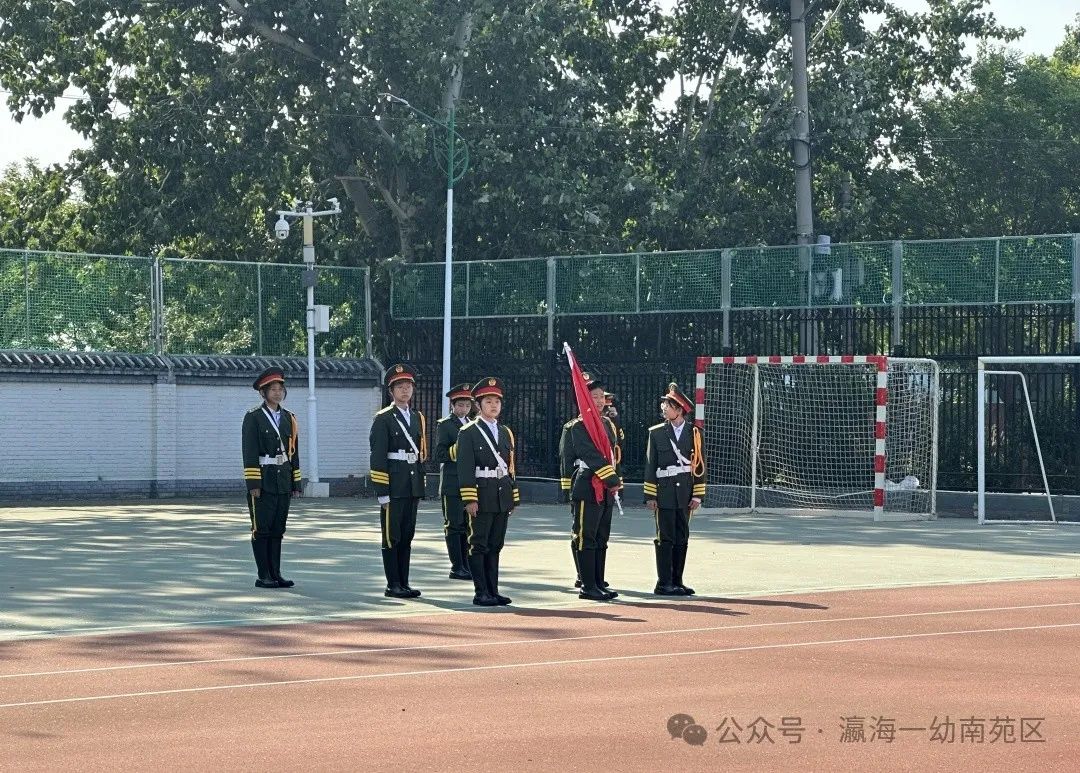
[4,378,379,485]
[5,382,154,481]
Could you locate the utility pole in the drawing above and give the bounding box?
[791,0,816,353]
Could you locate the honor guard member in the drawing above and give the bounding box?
[603,391,626,470]
[558,370,622,601]
[643,382,706,596]
[434,383,475,580]
[242,367,302,588]
[456,377,520,607]
[369,364,428,599]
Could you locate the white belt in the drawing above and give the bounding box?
[388,451,419,463]
[259,454,289,466]
[656,464,691,478]
[475,467,508,479]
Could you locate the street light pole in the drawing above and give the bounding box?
[273,199,341,497]
[440,104,456,417]
[381,93,469,417]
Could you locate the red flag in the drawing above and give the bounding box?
[564,342,614,504]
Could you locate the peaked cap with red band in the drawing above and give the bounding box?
[253,367,286,391]
[446,382,474,402]
[661,382,693,414]
[471,377,504,400]
[384,363,417,389]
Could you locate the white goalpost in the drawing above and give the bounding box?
[977,355,1080,525]
[695,355,939,521]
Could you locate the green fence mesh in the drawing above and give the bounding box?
[0,251,153,351]
[391,234,1077,318]
[0,250,366,357]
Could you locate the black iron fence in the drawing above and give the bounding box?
[386,302,1080,494]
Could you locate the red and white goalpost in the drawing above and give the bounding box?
[695,355,939,521]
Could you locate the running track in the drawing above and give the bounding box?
[2,579,1078,772]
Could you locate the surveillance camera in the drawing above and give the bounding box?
[274,216,290,240]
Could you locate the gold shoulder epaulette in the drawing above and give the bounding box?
[649,422,666,431]
[460,418,479,431]
[375,405,395,416]
[563,417,582,429]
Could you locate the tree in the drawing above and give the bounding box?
[879,19,1080,238]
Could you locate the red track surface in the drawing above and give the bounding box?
[2,579,1078,772]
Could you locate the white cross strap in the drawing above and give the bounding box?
[393,413,422,457]
[476,424,510,476]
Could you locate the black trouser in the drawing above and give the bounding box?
[442,493,469,569]
[380,497,419,587]
[248,490,290,580]
[468,510,510,598]
[468,510,509,556]
[654,506,691,586]
[571,496,613,551]
[654,506,690,548]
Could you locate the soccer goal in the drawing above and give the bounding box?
[695,355,939,521]
[977,356,1080,525]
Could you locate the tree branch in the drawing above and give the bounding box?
[220,0,324,64]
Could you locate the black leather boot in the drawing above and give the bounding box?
[672,544,694,595]
[397,543,420,597]
[577,550,608,601]
[252,537,277,587]
[653,543,684,596]
[447,534,471,580]
[269,538,294,587]
[487,552,511,605]
[470,552,498,606]
[597,547,617,599]
[383,547,411,598]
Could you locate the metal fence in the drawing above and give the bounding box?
[390,234,1080,342]
[0,249,370,357]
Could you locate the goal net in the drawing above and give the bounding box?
[977,356,1080,524]
[696,355,939,521]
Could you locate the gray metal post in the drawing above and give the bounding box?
[256,263,264,356]
[790,0,814,247]
[721,248,733,352]
[891,241,904,355]
[364,266,373,358]
[23,252,30,345]
[465,261,471,319]
[993,237,1001,304]
[150,257,163,355]
[546,257,557,350]
[1072,234,1080,352]
[634,252,641,313]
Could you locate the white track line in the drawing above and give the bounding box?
[2,601,1078,679]
[1,621,1077,710]
[3,573,1077,642]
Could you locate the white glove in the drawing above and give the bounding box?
[378,496,390,505]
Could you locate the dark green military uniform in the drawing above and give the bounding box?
[559,415,621,600]
[457,377,520,606]
[369,364,427,598]
[643,384,707,596]
[242,368,302,588]
[435,382,474,579]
